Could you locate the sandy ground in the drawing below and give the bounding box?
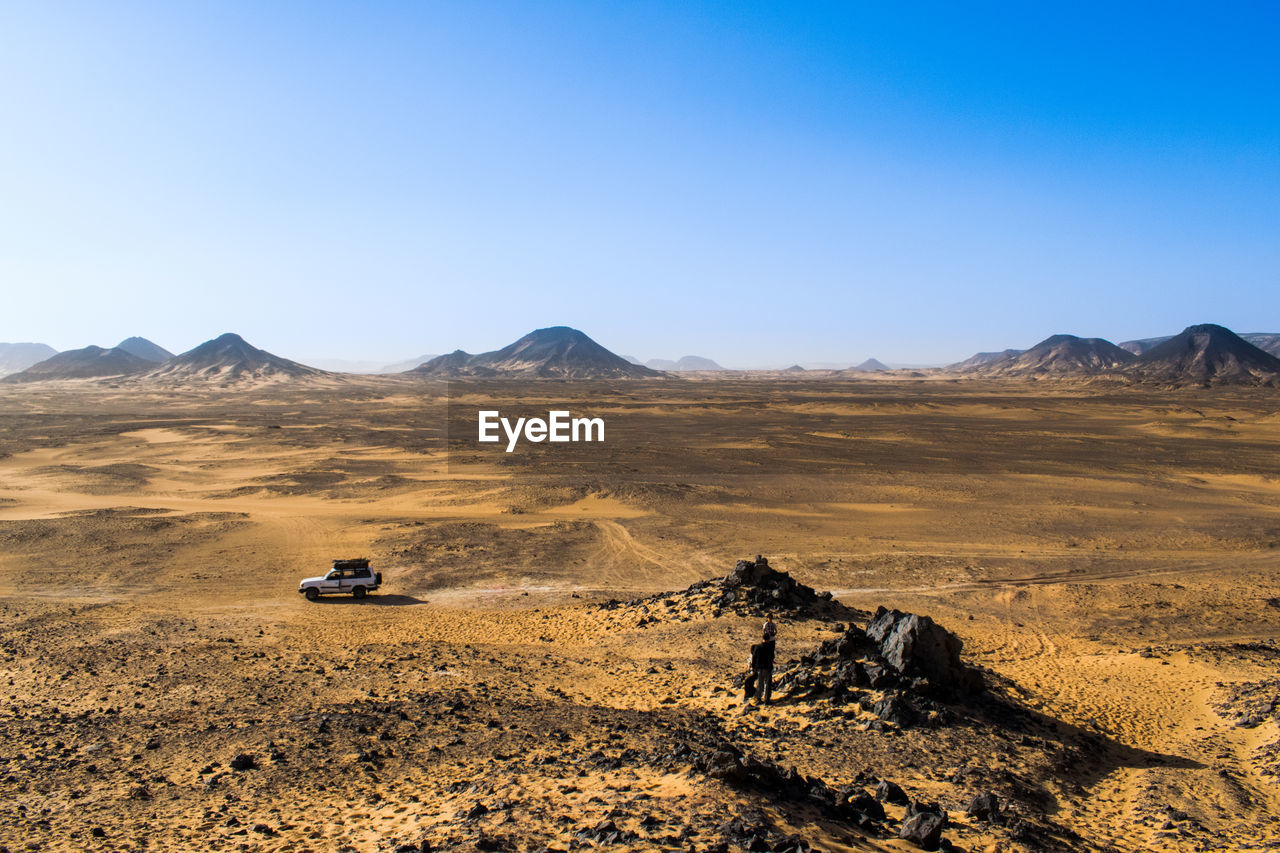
[0,378,1278,852]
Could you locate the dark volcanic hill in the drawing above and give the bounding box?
[145,333,327,382]
[853,358,888,372]
[3,345,152,382]
[948,349,1023,371]
[415,349,489,376]
[1122,332,1280,359]
[1129,324,1280,385]
[988,334,1136,376]
[115,336,173,363]
[0,342,58,376]
[411,327,661,379]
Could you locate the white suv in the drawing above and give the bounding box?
[299,559,382,600]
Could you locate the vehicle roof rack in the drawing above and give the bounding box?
[332,558,370,569]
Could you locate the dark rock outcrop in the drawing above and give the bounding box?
[776,607,982,715]
[696,742,889,831]
[718,555,831,614]
[865,607,983,694]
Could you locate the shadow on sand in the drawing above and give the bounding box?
[309,593,429,606]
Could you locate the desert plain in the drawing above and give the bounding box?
[1,377,1278,852]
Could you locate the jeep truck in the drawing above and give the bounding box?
[299,558,382,600]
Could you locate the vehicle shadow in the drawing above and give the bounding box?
[309,594,429,606]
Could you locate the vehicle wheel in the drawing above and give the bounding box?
[352,586,366,599]
[304,588,319,601]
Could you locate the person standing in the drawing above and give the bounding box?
[750,626,776,704]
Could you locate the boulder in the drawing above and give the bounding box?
[846,790,885,821]
[872,693,918,728]
[966,791,1001,821]
[866,607,982,693]
[875,779,908,804]
[899,812,946,850]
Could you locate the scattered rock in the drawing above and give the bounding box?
[873,693,918,727]
[229,753,257,771]
[899,811,946,850]
[875,779,908,804]
[474,831,514,851]
[966,791,1001,821]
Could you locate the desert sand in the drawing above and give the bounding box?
[1,377,1278,852]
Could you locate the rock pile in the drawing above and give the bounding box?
[716,555,831,613]
[692,740,970,850]
[696,741,889,832]
[602,555,853,626]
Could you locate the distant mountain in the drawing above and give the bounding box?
[852,358,888,372]
[0,342,58,376]
[1129,324,1280,384]
[948,349,1023,371]
[983,334,1136,376]
[416,349,482,374]
[145,333,327,382]
[410,327,661,379]
[306,358,387,374]
[3,345,152,382]
[1122,332,1280,359]
[380,354,440,373]
[646,355,725,371]
[1117,336,1171,355]
[782,364,806,372]
[115,336,173,363]
[1241,333,1280,358]
[620,354,643,366]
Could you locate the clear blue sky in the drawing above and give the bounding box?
[2,2,1277,367]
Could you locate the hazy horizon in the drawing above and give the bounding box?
[3,3,1277,365]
